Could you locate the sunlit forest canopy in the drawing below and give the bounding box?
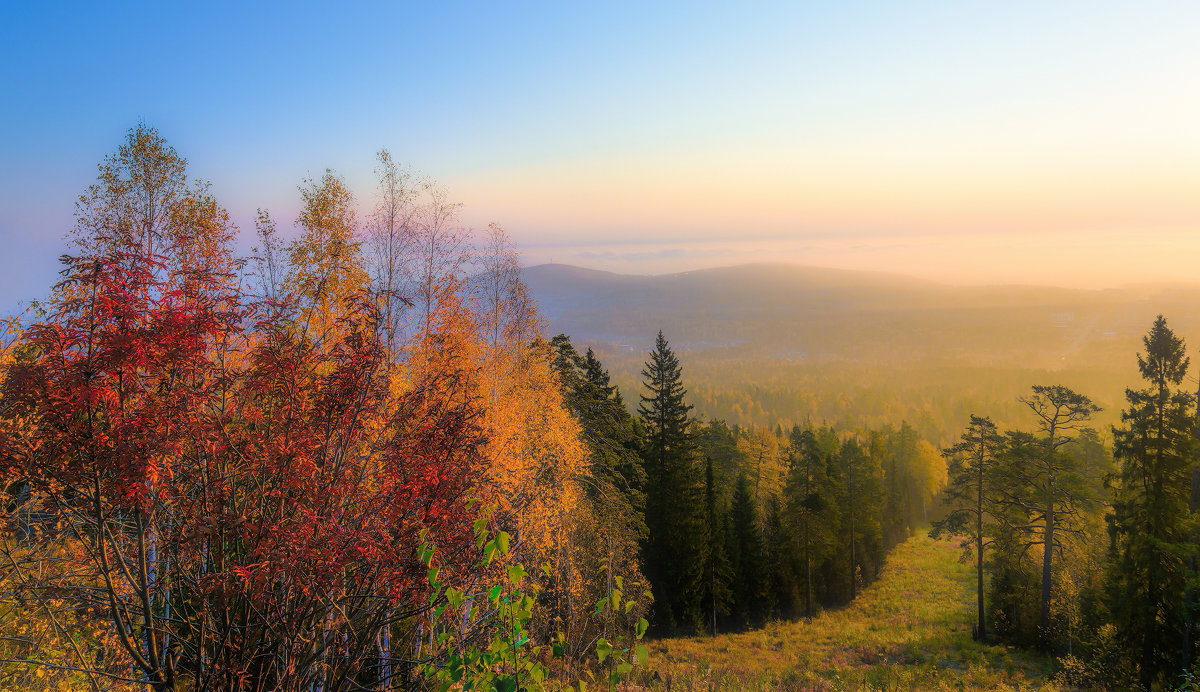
[525,263,1200,443]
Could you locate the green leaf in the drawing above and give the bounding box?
[636,618,649,639]
[596,638,612,663]
[506,564,526,583]
[496,530,511,555]
[488,585,503,602]
[617,662,633,675]
[614,575,623,590]
[635,644,649,664]
[624,600,635,614]
[610,589,622,609]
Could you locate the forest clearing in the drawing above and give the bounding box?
[645,534,1057,691]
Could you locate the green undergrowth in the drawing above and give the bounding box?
[640,534,1059,691]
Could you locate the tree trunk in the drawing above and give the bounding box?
[976,453,985,641]
[1040,502,1054,649]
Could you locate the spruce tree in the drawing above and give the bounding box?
[728,472,766,627]
[1108,315,1195,688]
[550,335,646,537]
[700,458,732,635]
[639,330,705,633]
[763,496,790,619]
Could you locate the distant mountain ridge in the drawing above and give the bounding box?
[520,261,1200,441]
[522,262,1200,367]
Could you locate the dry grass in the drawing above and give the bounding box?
[639,534,1060,691]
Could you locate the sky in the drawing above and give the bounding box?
[3,2,1200,312]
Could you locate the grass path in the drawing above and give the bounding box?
[640,534,1060,690]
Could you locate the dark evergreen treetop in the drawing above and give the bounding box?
[549,334,646,529]
[1108,314,1195,688]
[639,330,693,454]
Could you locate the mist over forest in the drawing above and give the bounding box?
[527,262,1200,443]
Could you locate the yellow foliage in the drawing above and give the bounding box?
[737,427,785,514]
[479,338,588,565]
[286,170,369,341]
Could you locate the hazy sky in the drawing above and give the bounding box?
[3,2,1200,311]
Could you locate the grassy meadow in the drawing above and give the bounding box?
[639,534,1060,691]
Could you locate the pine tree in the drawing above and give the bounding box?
[836,438,883,600]
[782,426,839,620]
[931,415,1004,640]
[1003,385,1100,649]
[1108,315,1195,688]
[638,330,705,633]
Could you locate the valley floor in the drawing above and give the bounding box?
[640,534,1060,691]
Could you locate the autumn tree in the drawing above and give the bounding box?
[249,208,284,302]
[70,124,234,278]
[0,128,494,690]
[547,335,649,654]
[407,184,470,331]
[737,426,784,523]
[476,224,538,349]
[366,149,423,353]
[285,170,369,339]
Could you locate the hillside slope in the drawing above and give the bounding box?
[642,534,1058,690]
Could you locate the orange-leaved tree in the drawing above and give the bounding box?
[0,127,491,691]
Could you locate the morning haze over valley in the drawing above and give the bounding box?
[3,3,1200,690]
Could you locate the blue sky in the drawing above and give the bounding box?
[4,2,1200,312]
